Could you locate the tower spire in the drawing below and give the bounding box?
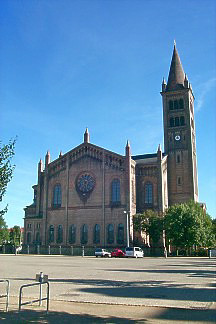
[84,128,90,143]
[166,42,185,91]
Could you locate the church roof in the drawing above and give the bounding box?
[166,43,185,91]
[132,153,166,160]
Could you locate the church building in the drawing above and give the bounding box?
[24,44,198,249]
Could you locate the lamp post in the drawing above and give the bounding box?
[124,210,130,247]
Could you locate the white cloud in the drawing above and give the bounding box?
[196,77,216,112]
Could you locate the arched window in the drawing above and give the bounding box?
[49,225,54,243]
[35,232,40,244]
[180,116,185,126]
[177,177,181,185]
[170,117,174,127]
[27,232,31,244]
[93,224,100,244]
[107,224,114,244]
[57,225,63,243]
[175,117,180,126]
[117,224,124,244]
[111,179,120,204]
[169,100,173,110]
[177,155,181,163]
[81,224,88,244]
[179,98,184,109]
[53,184,62,207]
[174,100,179,110]
[69,225,76,244]
[145,182,153,204]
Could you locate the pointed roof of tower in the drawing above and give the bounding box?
[166,42,185,91]
[84,127,90,143]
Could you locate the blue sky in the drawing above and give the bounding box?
[1,0,216,227]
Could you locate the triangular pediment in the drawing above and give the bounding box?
[47,142,125,174]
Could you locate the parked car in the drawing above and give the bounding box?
[95,248,111,258]
[125,246,144,258]
[111,248,125,258]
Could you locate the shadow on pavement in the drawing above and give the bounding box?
[0,306,216,323]
[0,309,144,323]
[7,277,216,303]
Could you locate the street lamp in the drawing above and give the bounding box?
[124,210,130,247]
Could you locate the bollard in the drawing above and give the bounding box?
[3,245,5,254]
[39,272,44,306]
[48,245,51,255]
[15,246,17,256]
[59,245,62,255]
[82,245,84,257]
[71,246,73,256]
[209,250,212,259]
[37,245,40,255]
[27,245,30,254]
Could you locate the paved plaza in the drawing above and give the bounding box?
[0,255,215,322]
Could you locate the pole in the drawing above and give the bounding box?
[126,212,129,248]
[39,272,43,306]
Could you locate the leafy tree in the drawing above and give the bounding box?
[0,215,9,245]
[133,209,163,245]
[164,200,215,250]
[212,218,216,240]
[9,225,22,247]
[0,139,16,246]
[0,138,16,217]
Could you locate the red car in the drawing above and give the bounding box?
[111,248,125,258]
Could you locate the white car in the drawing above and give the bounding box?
[125,247,144,258]
[95,248,111,258]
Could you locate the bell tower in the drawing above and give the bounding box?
[161,43,198,205]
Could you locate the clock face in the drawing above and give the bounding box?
[175,135,181,141]
[76,173,95,194]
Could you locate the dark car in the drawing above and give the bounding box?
[111,248,125,258]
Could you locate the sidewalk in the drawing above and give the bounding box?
[0,297,215,323]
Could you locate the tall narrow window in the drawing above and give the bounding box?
[177,155,181,163]
[27,232,31,244]
[169,100,173,110]
[107,224,114,244]
[35,232,40,244]
[179,99,184,109]
[69,225,76,244]
[175,117,180,126]
[93,224,100,244]
[81,224,88,244]
[53,184,62,207]
[145,182,153,204]
[174,100,179,110]
[177,177,182,186]
[49,225,54,243]
[170,117,174,127]
[117,224,124,244]
[57,225,63,243]
[111,179,120,204]
[180,116,185,126]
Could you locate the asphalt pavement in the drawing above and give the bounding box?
[0,255,215,323]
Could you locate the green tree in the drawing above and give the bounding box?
[164,200,215,251]
[0,138,16,217]
[9,225,22,247]
[133,209,163,245]
[0,215,9,245]
[0,139,16,246]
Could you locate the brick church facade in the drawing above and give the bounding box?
[24,44,198,248]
